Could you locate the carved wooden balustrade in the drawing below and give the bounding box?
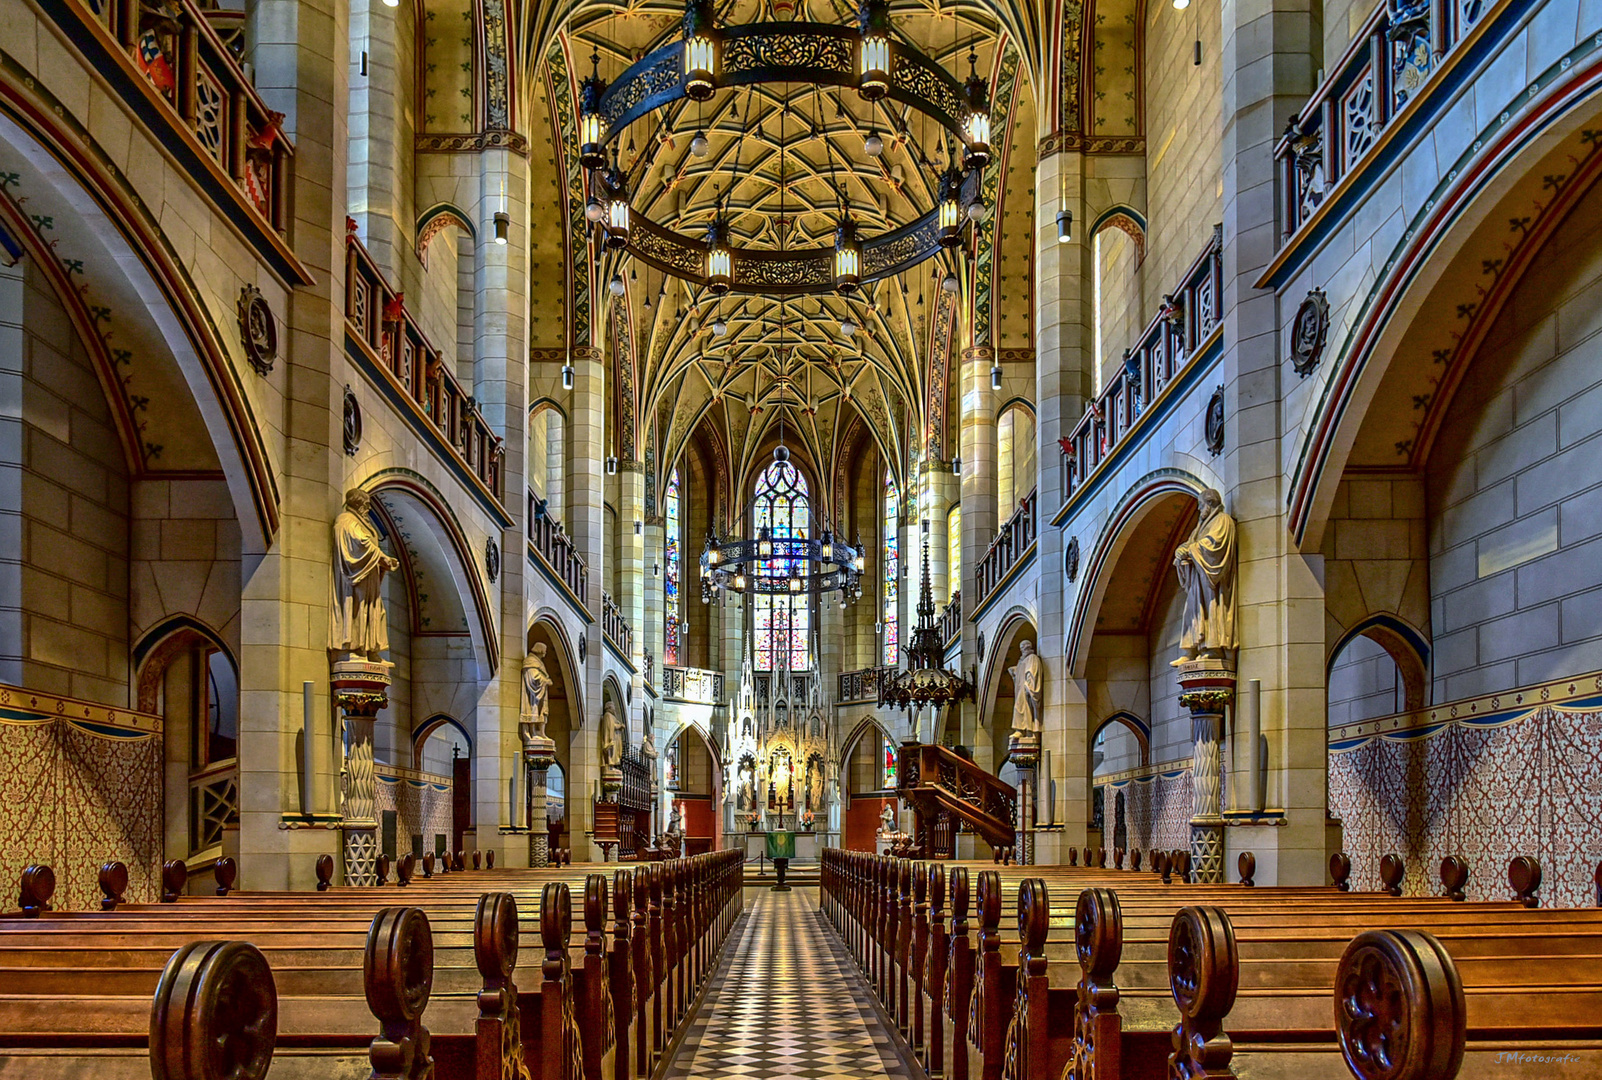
[602,591,632,659]
[345,233,505,503]
[643,650,655,693]
[527,491,589,604]
[1274,0,1513,238]
[838,665,894,703]
[1061,230,1224,502]
[939,590,962,649]
[662,666,724,704]
[974,488,1037,607]
[897,742,1017,851]
[60,0,293,237]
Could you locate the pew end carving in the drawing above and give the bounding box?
[99,860,128,911]
[1335,929,1466,1080]
[1379,854,1405,897]
[1330,852,1352,892]
[161,859,188,903]
[365,906,435,1080]
[18,864,54,917]
[1167,906,1238,1080]
[213,857,238,897]
[150,940,278,1080]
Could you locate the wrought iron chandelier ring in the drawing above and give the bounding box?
[576,0,993,296]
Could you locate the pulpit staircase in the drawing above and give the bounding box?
[895,743,1017,857]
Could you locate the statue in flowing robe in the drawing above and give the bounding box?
[1172,488,1239,663]
[520,643,553,749]
[1009,639,1044,737]
[600,703,623,769]
[329,488,400,660]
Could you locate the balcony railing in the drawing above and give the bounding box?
[940,590,962,649]
[643,651,656,693]
[837,666,894,704]
[345,231,505,506]
[63,0,293,238]
[1275,0,1494,238]
[974,489,1037,607]
[602,592,632,659]
[663,666,724,705]
[1062,230,1224,501]
[527,491,588,605]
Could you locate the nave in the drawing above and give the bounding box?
[664,889,914,1080]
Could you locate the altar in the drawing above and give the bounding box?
[743,830,821,863]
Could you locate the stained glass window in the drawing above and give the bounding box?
[753,459,810,671]
[665,467,681,666]
[883,468,899,666]
[883,737,897,788]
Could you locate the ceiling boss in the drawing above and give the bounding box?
[574,0,992,297]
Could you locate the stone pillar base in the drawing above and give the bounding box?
[1190,819,1224,883]
[1009,732,1040,865]
[529,832,549,868]
[343,823,377,886]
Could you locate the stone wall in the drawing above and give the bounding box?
[1426,179,1602,701]
[0,262,130,705]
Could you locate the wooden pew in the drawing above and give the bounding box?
[0,849,743,1080]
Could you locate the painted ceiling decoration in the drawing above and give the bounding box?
[526,0,1053,529]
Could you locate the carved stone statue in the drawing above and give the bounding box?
[878,803,898,837]
[640,727,659,764]
[329,488,400,660]
[1009,639,1044,737]
[600,703,623,769]
[520,642,553,748]
[1172,488,1239,664]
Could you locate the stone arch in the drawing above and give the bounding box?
[362,470,500,674]
[0,107,283,551]
[415,203,478,266]
[1067,468,1213,675]
[1090,710,1151,767]
[1289,80,1602,549]
[1327,614,1431,721]
[1088,206,1147,261]
[132,616,236,715]
[979,607,1039,733]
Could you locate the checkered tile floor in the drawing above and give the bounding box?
[662,888,916,1079]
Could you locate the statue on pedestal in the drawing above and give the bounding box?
[329,488,400,661]
[1009,639,1044,738]
[878,803,898,838]
[600,703,623,769]
[520,643,553,750]
[1172,488,1239,664]
[640,726,659,767]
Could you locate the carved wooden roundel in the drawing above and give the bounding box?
[237,285,278,375]
[342,386,362,456]
[1290,288,1330,377]
[1205,385,1225,457]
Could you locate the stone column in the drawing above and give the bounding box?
[1032,143,1091,865]
[333,659,392,885]
[240,0,351,889]
[526,734,556,866]
[619,464,646,739]
[568,343,606,860]
[1219,0,1325,884]
[1177,660,1235,883]
[1008,731,1039,865]
[958,344,997,763]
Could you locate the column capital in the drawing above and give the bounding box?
[572,345,602,363]
[961,344,994,363]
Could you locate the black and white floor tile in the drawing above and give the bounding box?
[663,888,916,1080]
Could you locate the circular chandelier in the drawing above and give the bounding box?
[575,0,990,296]
[699,442,865,603]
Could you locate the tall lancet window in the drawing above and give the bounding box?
[753,459,810,671]
[883,468,899,666]
[665,467,682,666]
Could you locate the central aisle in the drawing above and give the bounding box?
[664,887,916,1079]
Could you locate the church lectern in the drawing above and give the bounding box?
[766,831,795,891]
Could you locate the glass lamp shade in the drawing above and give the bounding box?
[683,0,719,100]
[579,111,606,169]
[937,170,963,248]
[962,74,992,170]
[705,219,732,295]
[757,527,773,558]
[857,0,891,99]
[834,219,862,294]
[605,196,631,250]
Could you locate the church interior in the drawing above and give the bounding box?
[1,0,1601,1070]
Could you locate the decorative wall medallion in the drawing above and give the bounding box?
[485,536,500,584]
[342,386,362,456]
[1066,537,1081,583]
[1289,288,1330,377]
[578,635,587,663]
[237,285,278,375]
[977,630,986,662]
[1205,385,1226,456]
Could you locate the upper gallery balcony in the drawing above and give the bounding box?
[344,228,508,523]
[42,0,303,282]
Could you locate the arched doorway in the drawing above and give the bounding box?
[665,724,722,854]
[840,721,897,852]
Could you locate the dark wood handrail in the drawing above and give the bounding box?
[974,489,1037,607]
